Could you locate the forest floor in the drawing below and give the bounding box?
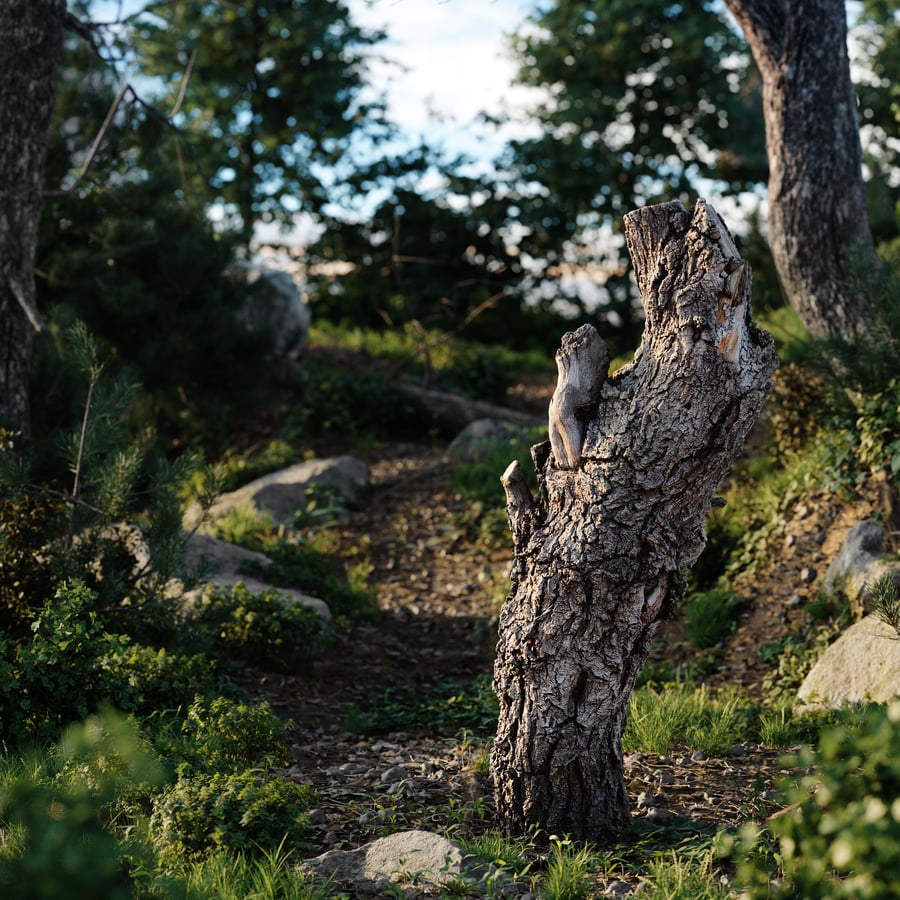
[236,362,879,894]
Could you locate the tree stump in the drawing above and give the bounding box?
[491,199,778,841]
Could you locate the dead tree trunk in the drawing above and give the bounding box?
[491,199,778,842]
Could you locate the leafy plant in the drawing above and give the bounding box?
[0,710,165,899]
[190,582,331,671]
[740,701,900,898]
[346,674,498,736]
[149,771,313,870]
[153,696,292,778]
[682,589,744,649]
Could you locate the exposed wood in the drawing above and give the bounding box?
[491,199,778,841]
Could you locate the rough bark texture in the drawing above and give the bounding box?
[491,199,778,842]
[723,0,873,339]
[0,1,66,436]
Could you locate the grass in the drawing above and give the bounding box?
[682,590,744,648]
[624,683,747,757]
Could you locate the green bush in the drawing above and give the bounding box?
[190,582,330,671]
[155,696,292,777]
[683,589,744,648]
[0,711,165,899]
[0,581,221,748]
[740,701,900,898]
[149,771,313,869]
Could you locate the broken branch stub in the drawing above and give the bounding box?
[492,199,778,842]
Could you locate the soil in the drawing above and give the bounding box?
[239,371,880,895]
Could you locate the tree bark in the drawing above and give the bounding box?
[0,1,66,438]
[723,0,873,339]
[491,199,778,842]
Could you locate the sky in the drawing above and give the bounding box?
[346,0,540,165]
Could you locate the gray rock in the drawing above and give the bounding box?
[797,613,900,709]
[232,262,311,375]
[824,521,897,617]
[184,456,370,531]
[300,829,512,895]
[179,532,330,619]
[446,418,543,463]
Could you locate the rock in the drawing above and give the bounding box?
[232,262,311,376]
[446,418,541,462]
[300,829,512,896]
[179,531,331,619]
[797,614,900,709]
[823,521,898,618]
[799,566,817,584]
[184,456,370,531]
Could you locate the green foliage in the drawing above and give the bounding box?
[541,835,595,900]
[248,537,377,619]
[766,363,825,461]
[871,574,900,637]
[644,850,730,899]
[153,696,292,779]
[740,702,900,899]
[149,771,313,870]
[814,248,900,480]
[286,351,427,440]
[0,710,165,899]
[502,0,764,343]
[190,583,330,671]
[170,844,331,899]
[131,0,387,234]
[682,590,744,649]
[346,674,498,737]
[624,683,746,757]
[0,580,219,748]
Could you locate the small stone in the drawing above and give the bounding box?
[636,791,657,809]
[308,808,327,826]
[784,534,797,548]
[815,529,827,544]
[690,751,707,762]
[789,594,804,607]
[799,567,817,584]
[646,807,673,825]
[323,831,340,845]
[652,768,674,785]
[605,879,633,896]
[379,765,408,784]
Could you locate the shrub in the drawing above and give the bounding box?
[190,582,330,671]
[0,711,165,899]
[156,696,292,777]
[149,771,313,869]
[683,590,744,648]
[740,701,900,898]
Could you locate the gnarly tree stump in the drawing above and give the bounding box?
[491,199,778,842]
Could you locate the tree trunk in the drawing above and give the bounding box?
[0,0,66,438]
[491,199,778,842]
[723,0,873,339]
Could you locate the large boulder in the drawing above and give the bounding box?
[183,456,370,531]
[300,830,512,897]
[232,262,311,376]
[797,614,900,709]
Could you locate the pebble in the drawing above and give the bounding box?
[636,791,657,809]
[652,768,674,785]
[307,808,328,826]
[789,594,804,607]
[799,566,817,584]
[646,807,673,825]
[691,751,707,762]
[605,880,633,896]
